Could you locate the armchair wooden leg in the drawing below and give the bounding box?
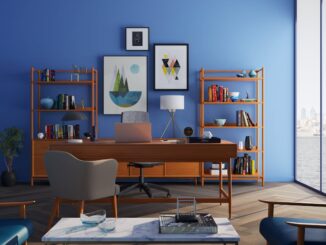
[112,195,118,218]
[79,200,85,214]
[48,197,60,229]
[297,226,305,245]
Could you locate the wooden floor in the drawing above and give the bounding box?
[0,181,326,245]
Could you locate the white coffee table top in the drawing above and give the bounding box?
[42,217,240,243]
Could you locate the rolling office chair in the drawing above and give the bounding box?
[120,111,171,198]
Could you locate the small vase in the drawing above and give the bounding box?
[245,136,253,150]
[1,171,16,187]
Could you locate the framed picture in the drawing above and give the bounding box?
[103,56,147,114]
[125,27,149,51]
[154,43,189,91]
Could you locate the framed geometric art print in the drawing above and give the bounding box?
[103,56,147,114]
[154,44,189,91]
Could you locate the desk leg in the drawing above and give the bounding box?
[228,159,232,219]
[219,162,222,206]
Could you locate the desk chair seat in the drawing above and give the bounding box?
[0,219,33,245]
[120,111,171,198]
[122,162,171,198]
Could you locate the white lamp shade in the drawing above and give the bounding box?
[160,95,184,110]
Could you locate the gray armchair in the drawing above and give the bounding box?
[44,151,119,228]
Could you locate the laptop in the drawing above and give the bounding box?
[115,122,152,143]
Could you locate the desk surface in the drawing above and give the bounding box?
[50,138,237,162]
[42,217,240,243]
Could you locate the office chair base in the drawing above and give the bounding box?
[121,182,171,198]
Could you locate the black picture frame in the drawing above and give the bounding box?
[154,43,189,91]
[125,27,150,51]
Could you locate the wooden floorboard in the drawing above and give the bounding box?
[0,182,325,245]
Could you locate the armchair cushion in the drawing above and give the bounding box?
[0,219,33,245]
[260,217,326,245]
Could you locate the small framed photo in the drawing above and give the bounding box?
[154,43,189,91]
[125,27,149,51]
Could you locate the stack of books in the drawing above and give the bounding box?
[233,154,256,175]
[236,110,256,127]
[206,163,227,176]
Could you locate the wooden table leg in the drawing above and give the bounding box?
[219,162,222,205]
[228,159,232,219]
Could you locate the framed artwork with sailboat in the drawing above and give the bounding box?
[103,56,148,114]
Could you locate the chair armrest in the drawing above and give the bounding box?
[259,200,326,218]
[0,201,36,218]
[287,221,326,229]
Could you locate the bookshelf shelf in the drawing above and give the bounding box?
[199,67,264,187]
[37,81,93,85]
[202,124,260,129]
[202,77,261,82]
[203,101,262,105]
[36,108,95,112]
[30,67,98,186]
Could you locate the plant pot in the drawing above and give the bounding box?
[1,171,16,187]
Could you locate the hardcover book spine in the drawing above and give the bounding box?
[219,86,223,102]
[208,86,213,102]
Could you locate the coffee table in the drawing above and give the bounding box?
[42,217,240,244]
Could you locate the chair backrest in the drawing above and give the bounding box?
[121,111,149,123]
[44,151,118,201]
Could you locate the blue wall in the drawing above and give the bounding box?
[0,0,294,182]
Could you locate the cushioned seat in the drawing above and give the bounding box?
[0,219,33,245]
[260,217,326,245]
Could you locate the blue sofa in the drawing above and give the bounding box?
[0,201,35,245]
[259,200,326,245]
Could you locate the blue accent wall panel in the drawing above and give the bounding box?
[0,0,294,182]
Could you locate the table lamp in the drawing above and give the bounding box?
[160,95,184,138]
[62,112,87,143]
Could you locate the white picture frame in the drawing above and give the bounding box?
[103,56,147,115]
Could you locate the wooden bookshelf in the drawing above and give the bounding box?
[30,67,98,186]
[199,68,264,187]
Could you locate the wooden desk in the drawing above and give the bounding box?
[50,139,237,218]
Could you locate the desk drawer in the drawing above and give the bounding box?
[165,162,200,177]
[117,162,129,177]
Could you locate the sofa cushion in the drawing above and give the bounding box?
[0,219,33,245]
[260,217,326,245]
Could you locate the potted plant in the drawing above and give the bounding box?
[0,127,24,186]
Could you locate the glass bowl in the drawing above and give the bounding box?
[98,218,116,232]
[80,209,106,225]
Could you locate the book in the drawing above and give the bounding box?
[242,111,249,127]
[251,160,256,174]
[210,169,228,176]
[208,86,212,102]
[246,112,256,126]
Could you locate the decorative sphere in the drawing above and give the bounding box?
[37,132,45,139]
[184,127,193,137]
[249,70,257,78]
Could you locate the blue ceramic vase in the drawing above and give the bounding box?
[40,98,54,109]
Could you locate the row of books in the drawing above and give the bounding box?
[233,154,256,175]
[236,110,256,127]
[207,85,229,102]
[56,94,76,110]
[41,68,55,81]
[45,124,80,139]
